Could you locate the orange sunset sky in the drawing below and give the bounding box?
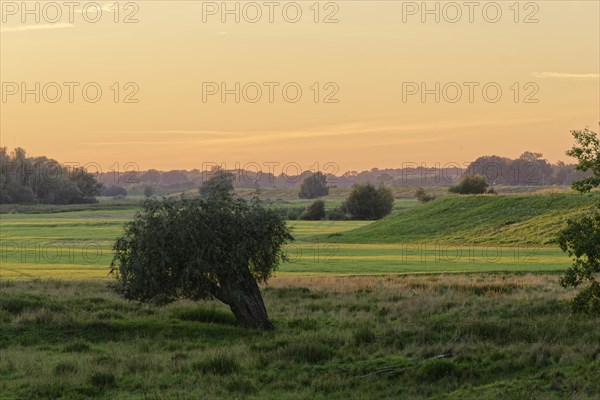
[1,0,599,173]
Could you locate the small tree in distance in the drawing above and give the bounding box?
[345,183,394,220]
[449,174,488,194]
[111,187,293,330]
[299,171,329,199]
[415,187,435,203]
[301,200,326,220]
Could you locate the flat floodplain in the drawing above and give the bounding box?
[0,209,572,279]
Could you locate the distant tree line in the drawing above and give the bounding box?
[465,152,588,187]
[94,153,588,192]
[3,147,588,205]
[0,148,102,204]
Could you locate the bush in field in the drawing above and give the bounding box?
[301,200,326,220]
[414,187,435,203]
[559,127,600,313]
[298,172,329,199]
[111,187,292,330]
[449,174,488,194]
[345,183,394,220]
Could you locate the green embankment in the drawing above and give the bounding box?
[322,193,598,245]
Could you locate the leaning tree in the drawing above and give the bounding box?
[558,127,600,313]
[110,190,292,330]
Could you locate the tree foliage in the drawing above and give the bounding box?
[559,208,600,313]
[110,190,292,330]
[345,183,394,220]
[0,147,101,204]
[301,200,326,220]
[464,152,573,186]
[559,127,600,313]
[298,172,329,199]
[566,127,600,193]
[449,174,489,194]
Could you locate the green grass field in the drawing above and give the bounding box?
[0,275,598,399]
[1,193,598,399]
[322,193,598,245]
[0,194,581,279]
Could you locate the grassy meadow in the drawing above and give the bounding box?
[0,194,585,279]
[1,190,597,399]
[1,275,599,399]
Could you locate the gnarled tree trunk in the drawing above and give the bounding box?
[214,272,274,330]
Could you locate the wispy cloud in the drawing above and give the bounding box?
[532,72,599,80]
[85,117,546,147]
[0,23,74,33]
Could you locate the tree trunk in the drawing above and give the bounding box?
[216,274,274,330]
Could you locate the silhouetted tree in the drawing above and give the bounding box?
[345,183,394,220]
[0,147,101,204]
[298,172,329,199]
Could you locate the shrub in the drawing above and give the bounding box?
[415,187,435,203]
[345,183,394,220]
[449,174,489,194]
[301,200,326,220]
[327,206,349,220]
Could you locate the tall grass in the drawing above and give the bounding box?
[0,274,599,399]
